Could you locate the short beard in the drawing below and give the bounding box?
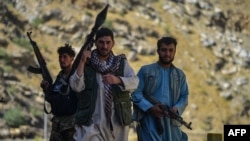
[60,65,70,70]
[159,57,174,65]
[97,49,110,58]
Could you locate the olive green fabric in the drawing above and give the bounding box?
[49,115,75,141]
[75,59,132,126]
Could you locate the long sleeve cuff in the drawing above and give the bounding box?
[119,76,139,91]
[69,71,85,92]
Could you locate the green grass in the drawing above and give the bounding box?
[4,106,27,127]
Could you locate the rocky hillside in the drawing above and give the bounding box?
[1,0,250,140]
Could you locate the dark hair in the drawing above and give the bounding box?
[95,27,114,41]
[57,43,76,57]
[157,37,177,50]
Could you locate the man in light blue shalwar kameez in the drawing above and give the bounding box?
[132,36,189,141]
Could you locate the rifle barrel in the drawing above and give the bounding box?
[26,31,53,86]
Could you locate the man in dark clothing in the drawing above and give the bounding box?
[41,43,76,141]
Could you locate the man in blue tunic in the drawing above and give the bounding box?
[132,36,189,141]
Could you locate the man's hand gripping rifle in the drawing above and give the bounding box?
[145,95,192,133]
[26,32,53,95]
[161,103,192,130]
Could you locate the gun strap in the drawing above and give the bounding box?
[44,97,51,114]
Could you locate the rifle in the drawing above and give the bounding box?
[145,95,192,133]
[162,103,192,129]
[66,4,109,82]
[26,31,53,95]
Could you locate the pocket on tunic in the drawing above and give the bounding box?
[114,97,132,126]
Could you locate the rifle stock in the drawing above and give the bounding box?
[26,31,53,94]
[66,4,109,81]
